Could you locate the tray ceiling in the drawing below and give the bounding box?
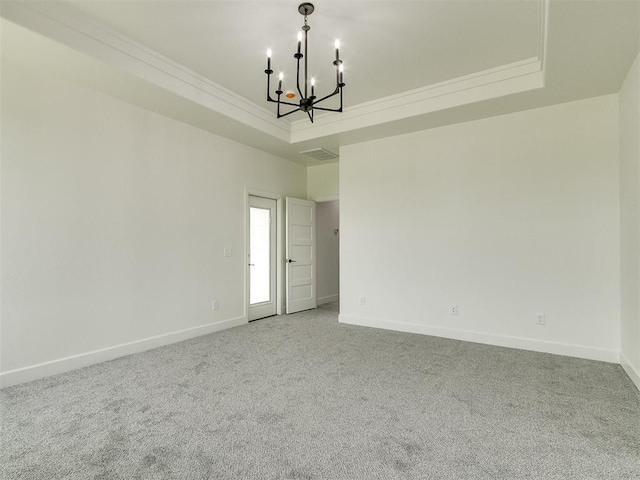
[2,1,639,165]
[57,0,542,114]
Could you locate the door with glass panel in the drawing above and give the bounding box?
[248,196,277,321]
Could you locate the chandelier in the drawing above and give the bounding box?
[264,2,345,123]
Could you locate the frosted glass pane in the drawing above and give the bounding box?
[250,207,270,305]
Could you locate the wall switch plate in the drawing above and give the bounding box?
[449,305,458,315]
[212,300,219,310]
[359,296,366,305]
[224,248,232,258]
[536,313,545,325]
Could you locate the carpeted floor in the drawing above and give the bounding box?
[2,303,639,479]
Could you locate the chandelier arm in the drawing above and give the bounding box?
[277,107,303,119]
[266,69,286,103]
[277,94,285,118]
[295,55,305,100]
[266,77,280,103]
[266,74,272,101]
[267,98,299,107]
[312,88,340,105]
[310,105,342,113]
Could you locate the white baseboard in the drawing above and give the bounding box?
[339,314,619,364]
[317,294,339,305]
[620,352,640,392]
[0,316,247,389]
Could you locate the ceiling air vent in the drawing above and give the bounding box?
[300,148,339,161]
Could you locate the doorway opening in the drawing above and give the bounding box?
[315,199,340,310]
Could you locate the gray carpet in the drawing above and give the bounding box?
[2,303,639,479]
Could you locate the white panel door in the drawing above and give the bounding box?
[248,196,277,321]
[286,197,316,314]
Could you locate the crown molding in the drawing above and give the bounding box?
[0,1,291,142]
[290,57,545,143]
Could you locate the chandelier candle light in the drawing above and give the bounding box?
[265,2,345,123]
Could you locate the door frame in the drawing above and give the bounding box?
[245,188,284,320]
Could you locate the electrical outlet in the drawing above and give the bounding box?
[449,305,458,315]
[224,248,232,258]
[359,296,366,305]
[212,300,219,310]
[536,313,545,325]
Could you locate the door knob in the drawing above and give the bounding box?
[249,264,255,266]
[286,259,297,263]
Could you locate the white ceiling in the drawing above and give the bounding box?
[1,1,639,165]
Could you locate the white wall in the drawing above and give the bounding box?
[0,60,306,386]
[316,200,340,304]
[619,51,640,389]
[340,95,620,362]
[307,163,339,202]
